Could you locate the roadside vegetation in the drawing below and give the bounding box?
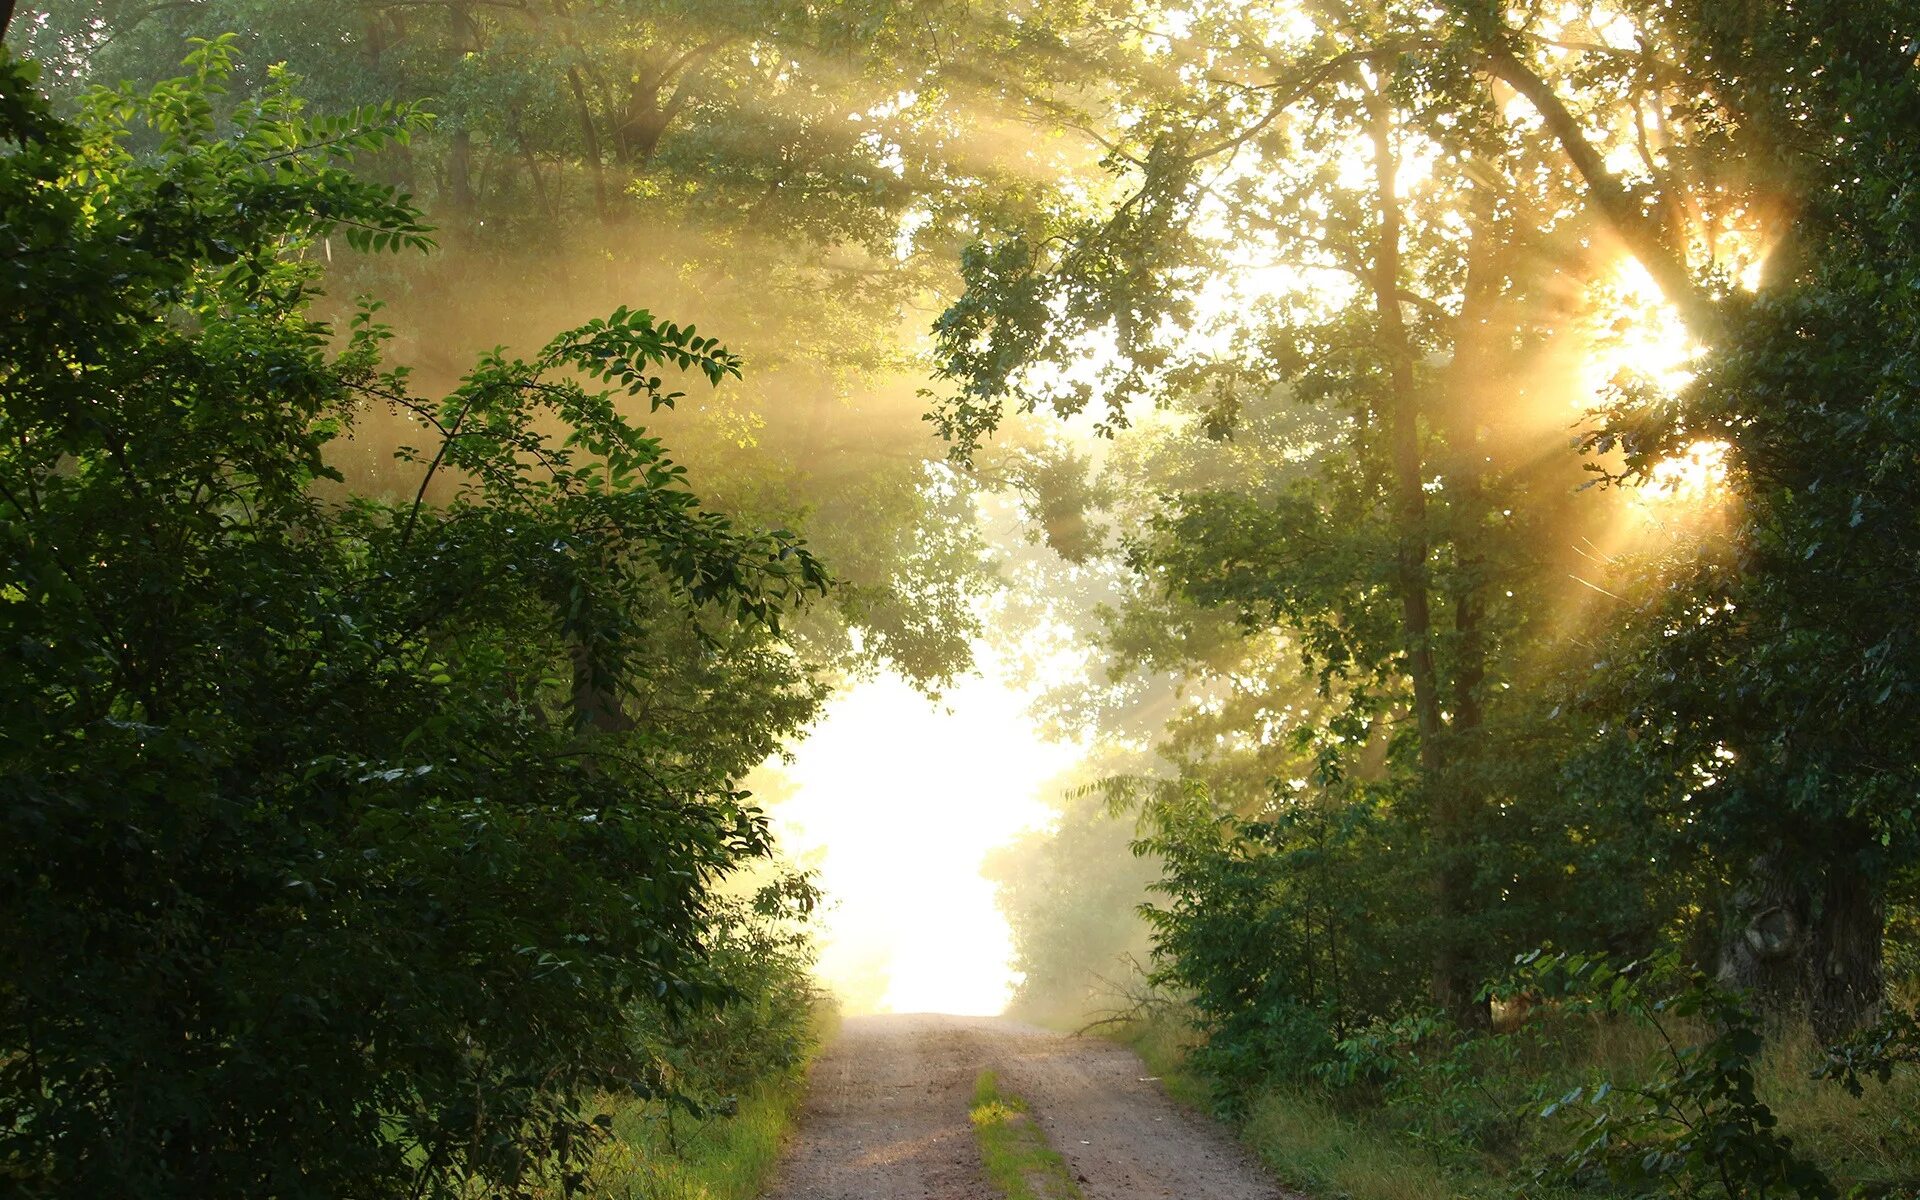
[971,4,1920,1199]
[3,1,994,1193]
[0,39,834,1199]
[562,891,834,1200]
[1114,991,1920,1200]
[969,1071,1084,1200]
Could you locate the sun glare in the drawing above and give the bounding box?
[1584,258,1703,398]
[1644,438,1731,504]
[1571,258,1738,518]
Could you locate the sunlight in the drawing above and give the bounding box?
[1644,438,1731,505]
[760,654,1083,1015]
[1583,257,1703,398]
[1571,257,1738,522]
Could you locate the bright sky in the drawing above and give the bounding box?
[760,649,1083,1016]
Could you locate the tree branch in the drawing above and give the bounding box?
[1477,43,1718,333]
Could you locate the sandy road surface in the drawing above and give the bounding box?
[763,1013,1293,1200]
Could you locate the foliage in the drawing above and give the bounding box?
[1571,0,1920,1035]
[1812,1005,1920,1102]
[940,4,1920,1196]
[577,1061,815,1200]
[985,764,1159,1025]
[1312,1012,1547,1167]
[628,873,827,1116]
[1511,953,1836,1200]
[12,0,1920,1196]
[22,0,1010,693]
[21,0,929,236]
[0,45,825,1197]
[573,875,830,1200]
[928,0,1715,1043]
[935,0,1920,1151]
[1115,1005,1499,1200]
[1119,989,1920,1200]
[1009,377,1683,1099]
[1135,777,1428,1101]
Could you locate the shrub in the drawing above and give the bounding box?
[1515,954,1836,1199]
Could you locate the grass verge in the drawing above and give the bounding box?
[1113,1016,1508,1200]
[1110,1008,1920,1200]
[970,1070,1085,1200]
[562,1006,838,1200]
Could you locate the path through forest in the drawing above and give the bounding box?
[764,1014,1292,1199]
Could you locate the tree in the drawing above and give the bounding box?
[1432,0,1920,1035]
[0,42,826,1195]
[20,0,1007,692]
[926,0,1639,1028]
[927,0,1920,1037]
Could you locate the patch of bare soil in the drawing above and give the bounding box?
[763,1014,1293,1200]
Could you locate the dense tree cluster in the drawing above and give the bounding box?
[17,0,1020,690]
[963,0,1920,1155]
[0,41,827,1195]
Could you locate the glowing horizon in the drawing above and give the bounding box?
[758,653,1084,1016]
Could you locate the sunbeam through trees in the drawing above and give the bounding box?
[4,2,1919,1197]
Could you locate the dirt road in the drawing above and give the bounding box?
[763,1013,1292,1200]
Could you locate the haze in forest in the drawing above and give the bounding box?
[7,3,1919,1197]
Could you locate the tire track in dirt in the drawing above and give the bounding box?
[763,1013,1293,1200]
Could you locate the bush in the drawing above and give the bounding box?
[630,872,828,1114]
[1134,779,1428,1104]
[1313,1011,1548,1166]
[1515,954,1836,1199]
[573,874,831,1200]
[986,774,1158,1026]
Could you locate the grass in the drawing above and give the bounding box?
[1106,1005,1920,1200]
[1756,1025,1920,1196]
[557,1006,839,1200]
[1112,1015,1501,1200]
[969,1070,1085,1200]
[1239,1087,1500,1200]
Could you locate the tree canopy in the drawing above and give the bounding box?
[932,0,1920,1039]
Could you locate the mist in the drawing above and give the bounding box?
[9,4,1918,1196]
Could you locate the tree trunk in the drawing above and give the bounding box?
[1717,851,1809,1012]
[565,66,611,221]
[568,639,630,737]
[1436,191,1505,1032]
[1443,191,1500,740]
[444,3,479,212]
[1806,834,1886,1038]
[521,145,551,220]
[1478,44,1718,335]
[1718,836,1885,1037]
[1364,84,1477,1027]
[613,41,722,167]
[618,84,670,167]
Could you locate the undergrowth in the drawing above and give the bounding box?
[539,882,833,1200]
[561,1003,837,1200]
[1108,982,1920,1200]
[1115,1014,1496,1200]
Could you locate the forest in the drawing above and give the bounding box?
[2,1,1918,1198]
